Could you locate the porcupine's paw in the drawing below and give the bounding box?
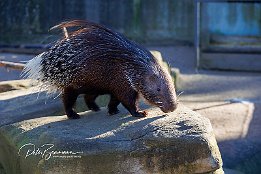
[108,108,120,115]
[88,104,100,112]
[66,110,81,119]
[132,111,147,118]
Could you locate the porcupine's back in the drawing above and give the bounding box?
[22,20,156,93]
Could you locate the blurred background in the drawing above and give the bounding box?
[1,0,261,77]
[0,0,261,173]
[1,0,194,44]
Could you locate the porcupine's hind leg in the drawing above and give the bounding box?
[84,94,100,111]
[108,94,120,115]
[62,87,80,119]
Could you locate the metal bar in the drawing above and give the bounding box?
[195,1,201,70]
[0,61,25,70]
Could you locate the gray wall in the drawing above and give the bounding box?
[202,2,261,37]
[0,0,261,45]
[0,0,195,44]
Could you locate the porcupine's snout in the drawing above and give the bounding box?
[160,98,178,113]
[159,82,178,113]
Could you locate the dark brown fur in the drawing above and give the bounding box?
[24,20,177,119]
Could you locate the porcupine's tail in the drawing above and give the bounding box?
[21,52,59,94]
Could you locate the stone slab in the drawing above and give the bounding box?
[0,105,223,174]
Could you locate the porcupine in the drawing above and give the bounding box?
[22,20,178,119]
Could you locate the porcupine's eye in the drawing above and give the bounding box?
[157,87,161,92]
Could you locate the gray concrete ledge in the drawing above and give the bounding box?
[200,52,261,72]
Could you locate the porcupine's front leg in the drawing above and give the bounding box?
[84,94,100,111]
[116,89,147,118]
[62,87,80,119]
[108,94,120,115]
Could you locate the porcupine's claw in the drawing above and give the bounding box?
[132,111,147,118]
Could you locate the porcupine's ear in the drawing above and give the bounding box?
[147,74,157,83]
[144,73,160,91]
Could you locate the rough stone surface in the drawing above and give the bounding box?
[0,84,108,127]
[0,105,223,174]
[0,87,64,126]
